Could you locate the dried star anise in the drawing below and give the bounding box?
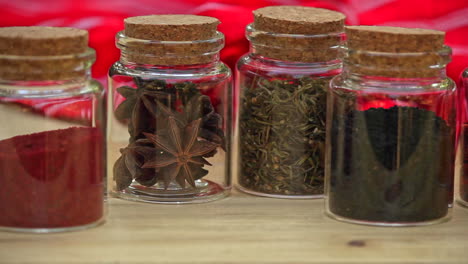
[114,80,170,140]
[113,78,225,191]
[155,95,225,148]
[142,117,219,189]
[113,143,158,191]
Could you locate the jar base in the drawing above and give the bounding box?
[0,217,105,233]
[236,184,324,199]
[456,199,468,208]
[113,180,230,204]
[325,209,451,227]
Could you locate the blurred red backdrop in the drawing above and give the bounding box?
[1,0,467,119]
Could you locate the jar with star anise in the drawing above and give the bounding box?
[109,15,232,203]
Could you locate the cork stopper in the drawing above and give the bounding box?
[345,26,447,78]
[124,15,219,41]
[250,6,346,62]
[121,15,223,65]
[0,26,92,81]
[254,6,345,35]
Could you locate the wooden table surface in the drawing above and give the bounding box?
[1,107,468,264]
[1,190,467,264]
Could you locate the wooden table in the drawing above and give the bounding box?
[1,190,468,264]
[1,107,468,264]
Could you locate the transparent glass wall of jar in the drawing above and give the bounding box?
[236,23,344,198]
[0,27,106,233]
[458,68,468,207]
[326,44,456,226]
[108,28,232,203]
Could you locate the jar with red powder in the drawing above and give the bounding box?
[0,27,106,232]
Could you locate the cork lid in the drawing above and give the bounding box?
[250,6,346,62]
[345,26,448,78]
[0,26,88,56]
[0,26,92,81]
[121,15,223,65]
[124,15,219,41]
[254,6,345,35]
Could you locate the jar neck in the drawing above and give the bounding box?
[117,30,224,67]
[246,23,345,63]
[0,73,92,87]
[342,46,452,85]
[246,53,342,76]
[341,70,451,91]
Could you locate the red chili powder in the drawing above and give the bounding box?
[0,127,104,229]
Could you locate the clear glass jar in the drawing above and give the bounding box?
[0,27,106,233]
[458,68,468,207]
[108,19,232,203]
[236,23,344,198]
[326,43,456,226]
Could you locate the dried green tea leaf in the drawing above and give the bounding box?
[238,76,328,195]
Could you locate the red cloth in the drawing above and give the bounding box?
[1,0,467,121]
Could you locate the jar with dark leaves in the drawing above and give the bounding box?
[326,26,456,226]
[236,6,345,198]
[109,15,232,203]
[458,68,468,208]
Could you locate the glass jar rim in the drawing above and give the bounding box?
[342,45,452,58]
[245,23,345,40]
[0,48,96,82]
[0,47,95,62]
[116,30,224,50]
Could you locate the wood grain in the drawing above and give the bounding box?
[1,107,467,264]
[1,191,467,264]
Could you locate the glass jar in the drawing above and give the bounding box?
[0,27,106,233]
[326,26,456,226]
[458,68,468,207]
[236,6,345,198]
[108,15,232,203]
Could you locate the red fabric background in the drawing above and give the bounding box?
[1,0,467,120]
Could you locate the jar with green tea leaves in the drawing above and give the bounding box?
[326,26,456,226]
[109,15,232,203]
[236,6,345,198]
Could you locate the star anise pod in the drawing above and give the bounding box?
[113,143,159,191]
[141,116,219,189]
[155,95,225,149]
[114,81,170,140]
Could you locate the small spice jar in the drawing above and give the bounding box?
[458,67,468,207]
[326,26,456,226]
[0,27,106,232]
[109,15,232,203]
[236,6,345,198]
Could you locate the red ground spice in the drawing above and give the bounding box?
[0,127,104,229]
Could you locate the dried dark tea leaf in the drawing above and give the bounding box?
[329,106,454,222]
